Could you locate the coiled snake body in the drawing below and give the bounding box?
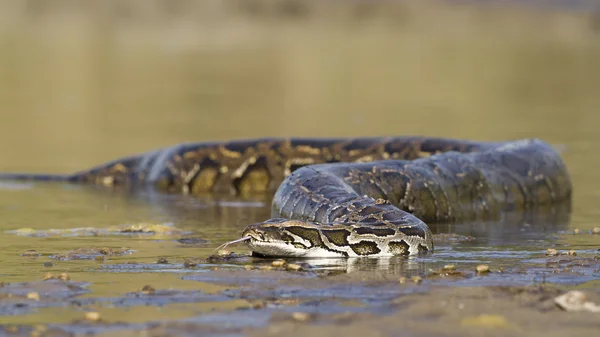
[0,137,572,257]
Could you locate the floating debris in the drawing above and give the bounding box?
[176,237,209,245]
[6,223,190,238]
[52,247,132,261]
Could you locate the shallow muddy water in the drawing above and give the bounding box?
[1,1,600,336]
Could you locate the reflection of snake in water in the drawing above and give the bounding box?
[0,137,572,257]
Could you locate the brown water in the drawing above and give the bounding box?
[0,1,599,333]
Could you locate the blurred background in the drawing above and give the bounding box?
[0,0,598,187]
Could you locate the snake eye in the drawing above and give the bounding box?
[257,232,265,240]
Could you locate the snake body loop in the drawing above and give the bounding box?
[0,137,571,257]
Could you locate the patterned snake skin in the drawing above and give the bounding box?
[0,137,572,257]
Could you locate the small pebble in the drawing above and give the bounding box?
[141,285,155,295]
[243,265,254,271]
[398,277,407,284]
[286,263,303,271]
[476,265,490,274]
[592,227,600,235]
[272,259,287,268]
[573,228,580,234]
[291,312,311,322]
[183,260,197,268]
[546,248,559,256]
[84,311,101,322]
[59,273,70,281]
[259,265,273,271]
[156,257,169,264]
[43,262,54,268]
[43,273,54,281]
[27,292,40,301]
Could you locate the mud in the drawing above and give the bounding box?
[1,250,599,336]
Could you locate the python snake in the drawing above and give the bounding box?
[0,137,572,257]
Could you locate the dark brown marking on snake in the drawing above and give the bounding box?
[388,240,410,255]
[418,244,429,254]
[232,156,271,194]
[354,227,396,237]
[321,229,351,246]
[285,227,324,247]
[349,241,381,256]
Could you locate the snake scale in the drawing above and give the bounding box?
[0,137,572,257]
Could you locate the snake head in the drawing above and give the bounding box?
[241,219,336,257]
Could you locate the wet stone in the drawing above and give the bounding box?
[22,250,40,257]
[141,285,155,295]
[592,227,600,235]
[554,290,600,313]
[443,264,456,271]
[272,259,286,268]
[410,276,423,284]
[26,292,40,301]
[206,251,247,263]
[84,311,101,322]
[286,263,303,271]
[156,257,169,264]
[291,312,312,322]
[546,248,559,256]
[43,262,54,268]
[476,265,490,274]
[183,258,201,268]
